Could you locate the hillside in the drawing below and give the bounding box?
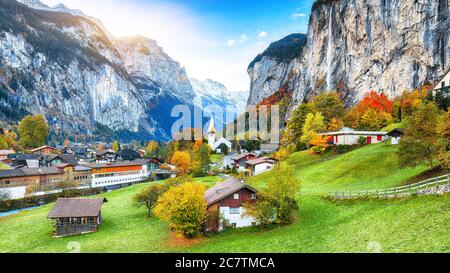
[0,144,448,253]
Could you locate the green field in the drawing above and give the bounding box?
[0,162,10,170]
[0,144,448,253]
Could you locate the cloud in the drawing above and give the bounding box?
[291,13,306,19]
[258,31,268,38]
[227,39,236,47]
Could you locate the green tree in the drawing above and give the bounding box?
[437,110,450,170]
[283,104,312,147]
[192,144,211,177]
[153,182,207,238]
[133,184,166,217]
[300,112,326,147]
[310,91,344,123]
[18,115,49,149]
[399,103,442,169]
[265,162,301,223]
[243,193,276,228]
[112,140,120,152]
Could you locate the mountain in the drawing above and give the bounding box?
[0,0,225,142]
[190,78,249,131]
[247,0,449,110]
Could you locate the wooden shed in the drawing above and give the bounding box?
[48,197,107,237]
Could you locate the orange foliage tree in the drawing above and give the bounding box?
[309,135,329,154]
[171,151,192,175]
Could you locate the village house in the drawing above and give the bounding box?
[387,128,404,145]
[48,197,108,237]
[95,149,116,163]
[30,145,60,155]
[115,148,141,161]
[319,128,388,145]
[246,157,277,176]
[432,68,450,96]
[0,150,15,160]
[86,159,152,190]
[231,152,257,172]
[0,167,66,199]
[204,177,257,232]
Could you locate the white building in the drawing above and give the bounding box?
[245,157,277,176]
[432,68,450,95]
[319,128,388,145]
[86,160,151,189]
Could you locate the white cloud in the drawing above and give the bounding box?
[227,39,236,47]
[291,13,306,19]
[258,31,268,38]
[40,0,272,90]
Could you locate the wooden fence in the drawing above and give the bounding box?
[329,173,450,199]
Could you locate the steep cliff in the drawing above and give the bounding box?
[248,0,450,109]
[0,0,203,141]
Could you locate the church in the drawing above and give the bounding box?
[207,116,232,154]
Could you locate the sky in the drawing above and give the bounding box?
[41,0,314,91]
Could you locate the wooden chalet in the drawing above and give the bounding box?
[48,197,108,237]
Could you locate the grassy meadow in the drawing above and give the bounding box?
[0,143,448,253]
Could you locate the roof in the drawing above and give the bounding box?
[86,159,150,169]
[431,68,450,90]
[204,177,257,206]
[30,145,59,153]
[232,152,253,161]
[0,150,15,155]
[0,167,63,179]
[387,128,404,135]
[245,157,277,166]
[15,154,42,161]
[74,165,92,171]
[48,198,108,218]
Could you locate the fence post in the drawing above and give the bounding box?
[376,190,378,198]
[426,179,428,193]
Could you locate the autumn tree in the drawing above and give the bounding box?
[264,162,300,224]
[437,109,450,170]
[243,193,276,228]
[192,143,211,177]
[0,129,17,150]
[309,135,329,154]
[282,104,312,147]
[310,91,345,122]
[112,140,120,152]
[171,151,192,175]
[133,184,166,217]
[63,139,71,147]
[145,141,159,158]
[300,112,326,146]
[273,145,295,161]
[153,182,207,238]
[18,115,49,149]
[327,117,344,131]
[97,142,106,152]
[398,102,442,169]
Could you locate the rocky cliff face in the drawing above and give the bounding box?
[248,0,450,109]
[0,0,210,141]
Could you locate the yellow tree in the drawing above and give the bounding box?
[171,151,192,175]
[63,139,71,147]
[97,142,106,152]
[300,112,326,146]
[146,141,158,157]
[309,135,329,154]
[153,182,207,238]
[327,117,344,131]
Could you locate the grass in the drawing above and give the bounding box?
[0,144,448,253]
[0,162,10,170]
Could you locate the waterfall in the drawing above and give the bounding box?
[326,6,334,91]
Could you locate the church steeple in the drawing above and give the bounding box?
[207,115,216,134]
[207,115,216,149]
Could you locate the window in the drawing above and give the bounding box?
[377,135,382,141]
[230,208,240,214]
[251,193,256,200]
[231,223,237,228]
[5,180,10,185]
[442,81,445,88]
[233,193,239,200]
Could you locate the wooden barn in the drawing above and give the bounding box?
[48,197,107,237]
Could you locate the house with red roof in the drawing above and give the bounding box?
[204,177,257,232]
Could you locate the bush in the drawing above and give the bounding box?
[358,136,367,145]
